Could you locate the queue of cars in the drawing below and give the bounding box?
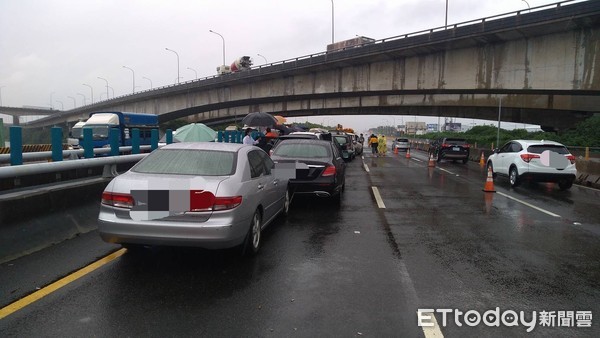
[98,129,358,255]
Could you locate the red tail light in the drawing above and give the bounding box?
[322,165,336,177]
[566,155,576,164]
[464,143,470,148]
[213,196,243,211]
[520,153,540,163]
[441,143,450,148]
[102,192,134,209]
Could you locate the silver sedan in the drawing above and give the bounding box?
[98,142,290,255]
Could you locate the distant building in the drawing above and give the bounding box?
[406,121,426,134]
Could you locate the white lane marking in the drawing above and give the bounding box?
[412,158,423,162]
[419,311,445,338]
[496,191,561,218]
[437,167,457,175]
[364,163,370,172]
[371,186,386,208]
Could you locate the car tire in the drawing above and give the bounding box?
[509,166,521,187]
[242,210,262,256]
[558,180,573,190]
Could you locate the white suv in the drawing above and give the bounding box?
[486,140,577,190]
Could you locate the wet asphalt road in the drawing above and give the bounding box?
[1,148,600,337]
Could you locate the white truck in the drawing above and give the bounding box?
[67,121,86,149]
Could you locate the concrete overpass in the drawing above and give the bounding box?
[10,0,600,131]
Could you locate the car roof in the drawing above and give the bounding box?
[160,142,247,151]
[274,138,332,145]
[512,139,566,147]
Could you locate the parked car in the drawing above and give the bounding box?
[348,133,363,155]
[486,140,577,190]
[270,139,346,203]
[330,131,355,161]
[98,142,290,255]
[429,137,470,163]
[391,138,410,152]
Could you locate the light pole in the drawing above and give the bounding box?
[97,77,109,100]
[445,0,448,28]
[330,0,335,44]
[123,66,135,93]
[68,96,76,108]
[0,86,5,106]
[77,93,87,105]
[56,100,64,110]
[143,76,153,89]
[82,84,93,104]
[165,48,180,84]
[257,54,268,65]
[107,86,115,98]
[209,30,226,66]
[187,67,198,79]
[50,92,55,109]
[522,0,531,12]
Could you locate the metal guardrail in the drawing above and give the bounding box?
[0,145,152,164]
[0,153,147,179]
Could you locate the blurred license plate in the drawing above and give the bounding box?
[453,147,460,151]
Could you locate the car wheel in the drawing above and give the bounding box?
[282,188,291,217]
[509,166,521,187]
[243,210,262,256]
[558,180,573,190]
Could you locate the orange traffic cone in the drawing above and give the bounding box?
[428,153,435,167]
[479,151,485,166]
[405,148,411,159]
[482,166,496,192]
[484,191,494,214]
[394,146,398,154]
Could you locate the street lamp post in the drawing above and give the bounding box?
[209,30,226,66]
[107,86,115,98]
[56,100,64,110]
[50,92,55,109]
[445,0,448,28]
[165,48,180,84]
[257,54,268,65]
[77,93,87,105]
[82,84,93,104]
[123,66,135,94]
[522,0,531,12]
[187,67,198,80]
[68,96,76,108]
[0,86,5,106]
[330,0,335,44]
[143,76,153,89]
[97,77,109,100]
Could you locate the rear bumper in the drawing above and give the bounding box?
[519,172,576,183]
[289,179,340,197]
[98,206,250,249]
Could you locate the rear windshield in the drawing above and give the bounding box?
[444,138,467,145]
[272,143,331,158]
[527,145,569,154]
[132,149,236,176]
[396,138,409,142]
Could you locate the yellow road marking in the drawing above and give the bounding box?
[0,248,126,320]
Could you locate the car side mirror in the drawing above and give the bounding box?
[493,148,499,153]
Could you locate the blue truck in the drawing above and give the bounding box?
[81,112,159,148]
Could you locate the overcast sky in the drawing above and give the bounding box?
[1,0,564,131]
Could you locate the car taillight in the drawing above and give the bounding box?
[322,165,336,177]
[520,153,540,163]
[441,143,450,148]
[566,155,576,164]
[212,196,243,211]
[464,143,470,148]
[102,192,134,209]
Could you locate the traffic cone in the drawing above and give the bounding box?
[484,191,494,214]
[394,146,398,154]
[479,151,485,166]
[405,148,411,159]
[428,153,435,167]
[482,166,496,192]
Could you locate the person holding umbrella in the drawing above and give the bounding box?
[243,128,259,145]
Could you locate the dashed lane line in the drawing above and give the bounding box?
[371,186,386,208]
[0,248,127,320]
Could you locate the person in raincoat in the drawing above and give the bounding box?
[368,134,379,156]
[378,135,387,156]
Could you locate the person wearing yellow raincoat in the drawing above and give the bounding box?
[377,135,387,156]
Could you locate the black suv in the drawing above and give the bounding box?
[429,137,470,164]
